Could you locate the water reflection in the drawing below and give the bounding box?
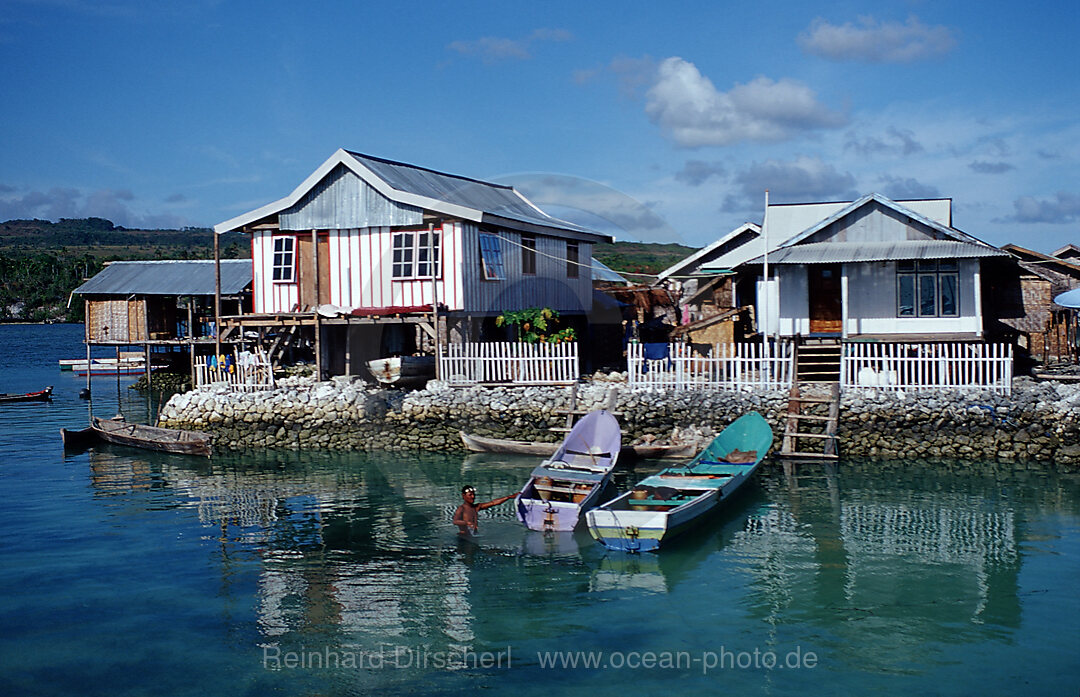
[74,445,1076,688]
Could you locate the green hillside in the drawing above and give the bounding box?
[0,218,247,323]
[0,218,698,322]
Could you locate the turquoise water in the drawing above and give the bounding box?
[1,324,1078,695]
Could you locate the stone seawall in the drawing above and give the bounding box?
[157,376,1080,466]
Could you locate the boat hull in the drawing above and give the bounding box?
[0,386,53,403]
[516,480,612,532]
[367,356,435,388]
[60,426,98,449]
[92,417,213,457]
[586,490,721,552]
[586,411,774,552]
[513,410,623,532]
[460,431,694,459]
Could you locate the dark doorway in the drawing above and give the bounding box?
[808,264,842,334]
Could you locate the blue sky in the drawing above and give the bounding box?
[1,0,1077,252]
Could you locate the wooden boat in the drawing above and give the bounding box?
[514,410,622,532]
[59,426,98,449]
[585,411,773,553]
[460,431,696,459]
[0,386,53,403]
[63,416,213,457]
[366,355,436,388]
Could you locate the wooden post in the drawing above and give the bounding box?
[188,301,196,389]
[85,340,92,394]
[312,229,322,380]
[214,230,221,362]
[145,344,152,392]
[429,223,441,380]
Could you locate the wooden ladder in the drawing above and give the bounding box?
[780,380,840,460]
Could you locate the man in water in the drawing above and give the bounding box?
[453,485,516,536]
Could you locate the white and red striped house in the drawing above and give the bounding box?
[214,149,612,376]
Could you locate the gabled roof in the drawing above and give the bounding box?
[776,193,986,250]
[757,240,1007,265]
[656,223,759,281]
[74,260,252,296]
[1052,243,1080,260]
[703,193,997,271]
[215,149,611,242]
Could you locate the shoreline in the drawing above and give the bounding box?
[159,376,1080,467]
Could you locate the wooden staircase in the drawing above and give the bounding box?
[780,339,842,460]
[795,339,842,383]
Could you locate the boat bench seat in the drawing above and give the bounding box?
[629,496,696,507]
[532,483,593,496]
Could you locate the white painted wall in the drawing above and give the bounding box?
[772,259,982,337]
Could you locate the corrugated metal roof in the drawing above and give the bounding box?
[215,149,611,242]
[747,240,1009,265]
[346,151,600,236]
[74,260,252,296]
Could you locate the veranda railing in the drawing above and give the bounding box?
[194,348,275,391]
[627,341,794,390]
[841,342,1013,395]
[440,341,579,386]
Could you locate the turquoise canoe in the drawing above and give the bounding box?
[585,411,774,552]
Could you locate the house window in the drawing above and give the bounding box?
[392,229,441,278]
[566,241,579,279]
[479,232,505,280]
[897,260,958,317]
[271,236,295,282]
[522,234,537,275]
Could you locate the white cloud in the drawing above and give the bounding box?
[998,192,1080,224]
[877,175,941,200]
[644,57,846,147]
[0,185,186,228]
[799,15,956,63]
[969,161,1015,174]
[675,160,727,187]
[845,126,924,157]
[447,28,572,64]
[723,156,858,211]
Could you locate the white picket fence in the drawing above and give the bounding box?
[841,342,1013,395]
[627,341,794,391]
[194,349,275,391]
[440,341,579,386]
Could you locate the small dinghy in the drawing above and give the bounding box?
[586,411,773,553]
[0,386,52,403]
[514,410,622,532]
[60,416,213,457]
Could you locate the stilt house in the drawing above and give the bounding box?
[213,149,612,379]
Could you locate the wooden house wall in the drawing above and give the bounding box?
[774,260,982,336]
[86,298,147,342]
[458,223,593,315]
[252,223,592,316]
[252,232,299,313]
[252,224,466,314]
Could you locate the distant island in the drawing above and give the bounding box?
[0,217,696,323]
[0,218,247,323]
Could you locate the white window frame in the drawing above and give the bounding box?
[271,236,296,283]
[392,229,441,279]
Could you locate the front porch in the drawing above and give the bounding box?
[628,337,1013,395]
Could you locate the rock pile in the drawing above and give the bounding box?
[157,376,1080,465]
